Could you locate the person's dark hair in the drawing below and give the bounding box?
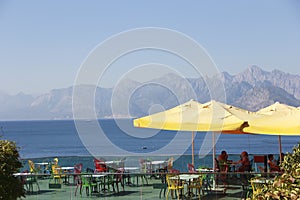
[268,154,274,160]
[221,150,227,155]
[241,151,248,157]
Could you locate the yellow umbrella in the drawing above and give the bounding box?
[134,99,249,132]
[133,99,250,166]
[243,102,300,161]
[244,102,300,135]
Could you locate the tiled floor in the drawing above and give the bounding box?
[21,175,250,200]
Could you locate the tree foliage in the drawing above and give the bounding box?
[0,140,25,200]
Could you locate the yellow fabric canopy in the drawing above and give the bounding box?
[134,99,250,133]
[133,99,251,166]
[244,102,300,135]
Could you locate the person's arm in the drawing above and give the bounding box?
[268,160,280,171]
[239,157,247,165]
[232,159,242,165]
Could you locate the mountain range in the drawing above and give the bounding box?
[1,65,300,120]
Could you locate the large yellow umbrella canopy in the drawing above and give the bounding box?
[244,102,300,135]
[134,99,249,132]
[133,99,250,166]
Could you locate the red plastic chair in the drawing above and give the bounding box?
[74,163,83,196]
[94,159,108,173]
[74,163,83,183]
[187,163,196,173]
[112,169,125,193]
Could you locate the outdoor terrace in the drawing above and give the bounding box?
[20,172,269,200]
[15,155,280,200]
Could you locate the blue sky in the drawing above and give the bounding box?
[0,0,300,94]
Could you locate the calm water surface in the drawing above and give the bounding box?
[1,119,299,159]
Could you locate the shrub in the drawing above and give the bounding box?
[0,140,25,200]
[249,142,300,200]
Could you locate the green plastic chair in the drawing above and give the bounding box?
[79,174,98,196]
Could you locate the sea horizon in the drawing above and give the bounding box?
[1,119,299,160]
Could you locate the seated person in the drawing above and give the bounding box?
[268,154,281,172]
[217,150,229,172]
[217,150,230,187]
[233,151,251,172]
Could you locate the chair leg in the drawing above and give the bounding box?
[80,185,83,196]
[121,183,124,192]
[74,185,78,196]
[115,182,119,193]
[36,182,40,192]
[28,183,33,193]
[159,189,162,198]
[141,175,148,185]
[166,189,169,200]
[198,188,201,200]
[75,183,81,196]
[23,183,28,192]
[140,175,144,185]
[86,186,89,196]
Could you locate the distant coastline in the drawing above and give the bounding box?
[1,66,300,121]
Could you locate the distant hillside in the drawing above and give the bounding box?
[1,65,300,120]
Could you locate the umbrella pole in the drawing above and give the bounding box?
[192,131,195,166]
[278,135,282,162]
[212,132,216,189]
[210,132,225,192]
[213,132,216,171]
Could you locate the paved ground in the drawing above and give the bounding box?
[20,175,250,200]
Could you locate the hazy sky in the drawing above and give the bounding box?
[0,0,300,95]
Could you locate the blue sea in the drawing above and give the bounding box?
[1,119,299,160]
